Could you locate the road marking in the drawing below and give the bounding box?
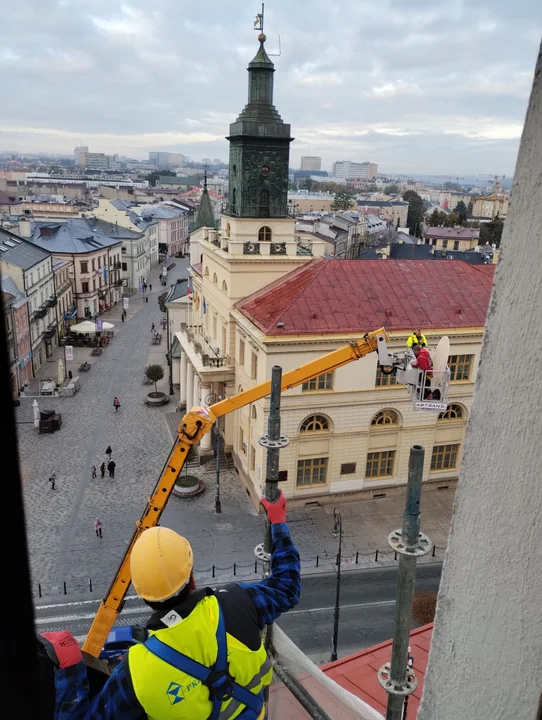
[287,600,395,615]
[35,595,140,611]
[34,605,147,625]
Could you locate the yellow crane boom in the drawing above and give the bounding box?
[82,328,387,656]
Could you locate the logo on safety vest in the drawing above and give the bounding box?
[166,682,185,705]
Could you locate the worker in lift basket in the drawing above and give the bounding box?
[412,344,434,400]
[406,329,428,348]
[39,490,300,719]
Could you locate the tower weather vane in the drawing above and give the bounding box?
[254,4,264,34]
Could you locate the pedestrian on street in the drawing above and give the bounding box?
[100,462,106,479]
[121,313,125,323]
[151,322,155,333]
[108,460,116,478]
[145,296,148,303]
[94,518,103,538]
[114,396,121,412]
[149,284,152,292]
[48,472,56,490]
[106,446,112,462]
[91,465,97,479]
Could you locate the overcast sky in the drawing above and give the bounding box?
[1,0,540,175]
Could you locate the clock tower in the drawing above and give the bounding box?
[225,33,293,220]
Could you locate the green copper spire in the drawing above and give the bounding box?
[225,33,293,219]
[194,171,215,230]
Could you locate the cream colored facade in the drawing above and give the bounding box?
[52,258,75,338]
[176,220,327,460]
[229,320,482,508]
[471,194,509,219]
[427,235,479,251]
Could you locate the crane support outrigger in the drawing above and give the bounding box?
[83,328,449,656]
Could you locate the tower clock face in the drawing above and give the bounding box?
[261,165,271,177]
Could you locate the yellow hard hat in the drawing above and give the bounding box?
[130,527,194,602]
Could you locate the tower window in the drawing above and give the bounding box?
[258,189,269,217]
[258,226,272,242]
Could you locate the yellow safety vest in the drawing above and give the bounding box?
[128,595,272,720]
[406,332,428,348]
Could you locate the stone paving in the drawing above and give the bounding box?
[18,259,456,601]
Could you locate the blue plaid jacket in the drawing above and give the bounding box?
[55,522,300,718]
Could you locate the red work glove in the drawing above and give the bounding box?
[39,630,83,669]
[260,490,287,524]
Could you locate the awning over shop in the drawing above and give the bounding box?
[64,309,77,319]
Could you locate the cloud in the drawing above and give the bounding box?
[0,0,540,174]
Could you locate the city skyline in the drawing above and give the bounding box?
[0,1,540,175]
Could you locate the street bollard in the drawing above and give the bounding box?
[63,581,67,595]
[316,555,319,567]
[212,565,215,578]
[89,578,93,592]
[233,563,236,576]
[375,549,379,562]
[432,545,436,557]
[38,583,42,598]
[356,551,359,564]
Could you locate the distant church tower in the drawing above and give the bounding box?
[225,32,293,220]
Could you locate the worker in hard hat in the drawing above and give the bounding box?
[406,329,428,348]
[45,489,300,719]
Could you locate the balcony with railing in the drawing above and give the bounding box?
[43,324,57,340]
[200,228,326,259]
[33,307,48,321]
[180,323,232,373]
[46,295,58,308]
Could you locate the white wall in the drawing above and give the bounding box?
[418,43,542,720]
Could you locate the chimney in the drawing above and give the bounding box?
[18,218,32,238]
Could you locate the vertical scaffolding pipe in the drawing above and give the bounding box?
[385,445,425,720]
[263,366,282,558]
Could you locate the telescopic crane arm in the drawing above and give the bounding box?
[82,328,388,656]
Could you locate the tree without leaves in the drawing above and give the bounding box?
[145,364,164,393]
[402,190,424,237]
[331,188,355,212]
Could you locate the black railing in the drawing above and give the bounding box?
[270,242,286,255]
[33,307,48,320]
[243,242,260,255]
[46,296,58,308]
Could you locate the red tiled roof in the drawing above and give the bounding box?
[424,226,479,239]
[236,258,495,336]
[269,624,433,718]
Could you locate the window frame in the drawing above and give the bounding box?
[430,443,459,471]
[296,457,328,488]
[250,352,258,380]
[365,450,396,479]
[448,354,473,382]
[300,415,330,433]
[371,409,399,426]
[239,339,245,366]
[375,366,397,387]
[258,225,272,242]
[302,372,334,393]
[438,404,464,421]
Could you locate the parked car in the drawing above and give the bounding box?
[99,626,148,664]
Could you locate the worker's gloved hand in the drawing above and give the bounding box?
[39,630,83,669]
[260,490,287,524]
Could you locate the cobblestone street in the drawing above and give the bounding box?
[17,259,456,601]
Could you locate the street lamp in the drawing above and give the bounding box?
[205,392,222,514]
[330,507,343,662]
[165,311,174,395]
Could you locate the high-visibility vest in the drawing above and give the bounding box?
[128,595,272,720]
[406,332,428,348]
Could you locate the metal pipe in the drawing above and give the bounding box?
[273,661,332,720]
[385,445,425,720]
[330,508,342,662]
[215,414,222,513]
[263,366,282,556]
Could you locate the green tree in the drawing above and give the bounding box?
[443,212,461,227]
[480,216,504,248]
[384,184,399,195]
[145,364,164,393]
[331,188,355,212]
[427,209,448,226]
[146,169,176,187]
[402,190,424,237]
[298,177,316,192]
[453,201,467,223]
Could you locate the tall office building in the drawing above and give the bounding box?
[332,160,378,179]
[74,146,89,167]
[300,156,322,171]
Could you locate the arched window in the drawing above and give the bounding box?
[438,404,465,421]
[258,226,272,242]
[300,414,329,432]
[222,280,228,292]
[204,267,209,277]
[251,406,257,420]
[237,385,244,394]
[226,223,231,236]
[371,409,400,426]
[212,273,218,285]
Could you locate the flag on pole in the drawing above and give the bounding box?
[203,298,207,314]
